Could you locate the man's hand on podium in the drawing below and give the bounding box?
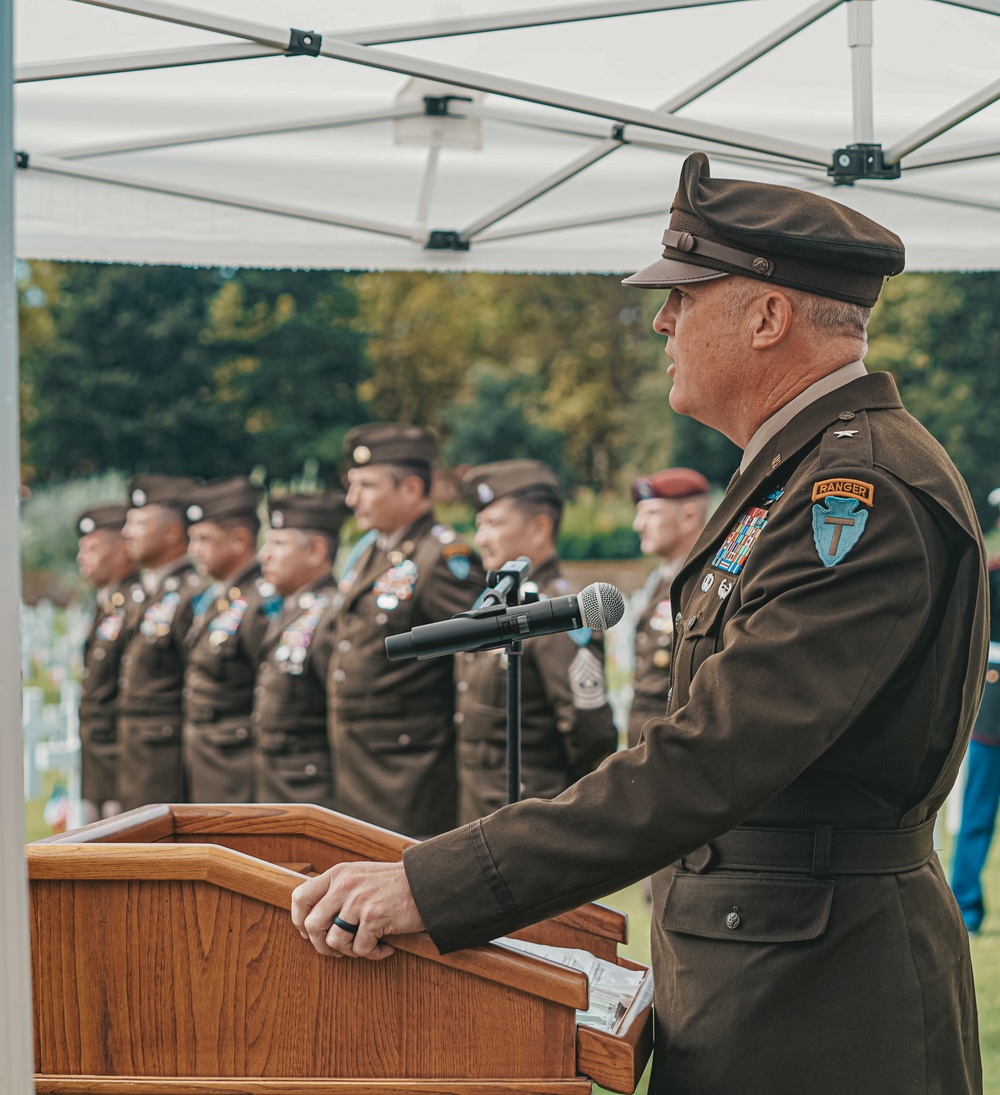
[291,860,426,960]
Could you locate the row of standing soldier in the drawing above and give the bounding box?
[76,421,709,839]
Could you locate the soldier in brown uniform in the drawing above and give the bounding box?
[628,467,710,747]
[182,477,282,802]
[294,155,988,1095]
[456,460,617,823]
[328,424,485,837]
[75,504,141,821]
[253,492,350,809]
[118,476,204,810]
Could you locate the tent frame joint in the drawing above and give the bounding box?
[14,150,27,169]
[827,142,900,185]
[611,122,626,142]
[426,229,470,250]
[423,94,474,116]
[287,28,321,57]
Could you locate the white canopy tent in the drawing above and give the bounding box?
[3,1,1000,1089]
[11,0,1000,273]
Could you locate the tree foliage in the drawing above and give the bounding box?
[19,263,367,486]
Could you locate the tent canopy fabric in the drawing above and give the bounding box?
[13,0,1000,273]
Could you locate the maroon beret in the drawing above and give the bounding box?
[632,467,710,504]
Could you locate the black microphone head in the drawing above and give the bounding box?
[578,582,626,630]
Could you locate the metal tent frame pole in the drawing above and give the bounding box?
[1,0,35,1084]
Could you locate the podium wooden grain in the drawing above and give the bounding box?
[27,804,653,1094]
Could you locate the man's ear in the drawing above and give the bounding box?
[749,289,794,350]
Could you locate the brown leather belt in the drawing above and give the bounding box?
[681,819,936,878]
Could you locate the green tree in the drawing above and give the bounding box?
[205,269,368,482]
[21,262,236,482]
[442,366,568,479]
[867,271,1000,529]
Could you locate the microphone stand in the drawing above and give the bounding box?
[480,559,534,806]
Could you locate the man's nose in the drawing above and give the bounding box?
[652,295,676,336]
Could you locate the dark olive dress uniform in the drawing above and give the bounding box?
[456,555,617,823]
[254,578,340,807]
[76,506,141,809]
[628,569,677,749]
[118,559,203,811]
[183,560,281,802]
[328,424,486,838]
[252,492,350,808]
[403,157,988,1094]
[628,469,710,748]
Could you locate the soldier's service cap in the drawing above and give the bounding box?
[344,423,436,470]
[623,153,905,307]
[464,460,563,510]
[268,492,350,537]
[75,503,128,537]
[183,476,261,525]
[127,475,198,513]
[632,467,710,504]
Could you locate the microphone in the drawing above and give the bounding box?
[384,581,626,661]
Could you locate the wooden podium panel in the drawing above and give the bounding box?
[28,805,653,1094]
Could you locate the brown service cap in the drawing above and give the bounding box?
[464,460,563,510]
[344,423,436,470]
[127,475,198,513]
[268,492,350,538]
[623,153,905,307]
[632,467,710,504]
[75,503,129,537]
[183,476,261,525]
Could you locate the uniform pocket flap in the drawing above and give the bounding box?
[661,871,834,943]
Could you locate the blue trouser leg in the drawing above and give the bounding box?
[951,739,1000,931]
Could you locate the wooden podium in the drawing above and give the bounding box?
[27,804,653,1094]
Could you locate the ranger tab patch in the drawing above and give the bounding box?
[811,478,874,566]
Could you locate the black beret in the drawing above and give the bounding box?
[127,475,198,513]
[464,460,563,510]
[344,423,436,470]
[268,492,350,538]
[623,153,905,306]
[183,476,261,525]
[75,503,129,537]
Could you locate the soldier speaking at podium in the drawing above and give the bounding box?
[456,460,617,823]
[182,476,281,803]
[118,475,203,810]
[253,492,349,809]
[75,504,141,821]
[294,154,988,1095]
[328,424,485,837]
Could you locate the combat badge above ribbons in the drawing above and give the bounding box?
[811,478,873,566]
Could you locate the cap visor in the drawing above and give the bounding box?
[622,255,730,289]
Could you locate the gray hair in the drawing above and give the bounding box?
[723,277,871,342]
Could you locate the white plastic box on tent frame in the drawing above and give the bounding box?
[3,1,1000,1088]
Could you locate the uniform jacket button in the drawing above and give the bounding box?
[454,713,465,725]
[456,680,469,692]
[304,763,318,776]
[235,727,248,739]
[398,733,411,745]
[338,639,352,652]
[726,907,741,930]
[332,669,346,682]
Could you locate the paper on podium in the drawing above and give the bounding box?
[497,936,645,1032]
